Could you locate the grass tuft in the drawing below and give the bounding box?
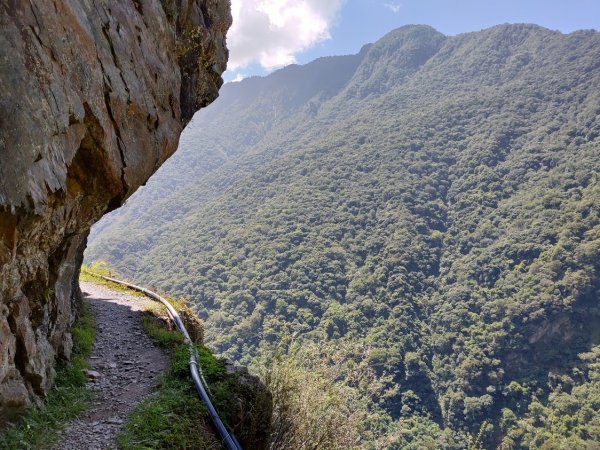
[116,380,213,450]
[141,315,185,348]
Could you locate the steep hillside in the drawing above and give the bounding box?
[87,46,370,263]
[87,25,600,447]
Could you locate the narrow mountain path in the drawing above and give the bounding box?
[53,281,169,450]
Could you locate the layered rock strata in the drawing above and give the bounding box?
[0,0,231,421]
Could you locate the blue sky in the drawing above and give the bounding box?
[225,0,599,82]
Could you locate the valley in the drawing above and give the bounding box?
[86,24,600,448]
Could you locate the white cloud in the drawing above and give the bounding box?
[384,2,401,13]
[227,0,344,71]
[231,73,246,82]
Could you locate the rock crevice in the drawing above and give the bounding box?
[0,0,231,421]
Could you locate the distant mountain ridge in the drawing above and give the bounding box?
[87,24,600,448]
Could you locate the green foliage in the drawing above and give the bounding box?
[118,307,246,449]
[141,315,185,348]
[499,345,600,449]
[116,342,216,450]
[254,341,381,449]
[71,303,95,358]
[0,302,95,449]
[88,24,600,447]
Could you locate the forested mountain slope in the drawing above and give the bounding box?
[87,25,600,447]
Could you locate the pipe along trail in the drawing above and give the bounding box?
[93,273,243,450]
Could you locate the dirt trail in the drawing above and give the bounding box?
[53,281,169,450]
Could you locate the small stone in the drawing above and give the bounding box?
[85,369,102,380]
[225,360,237,375]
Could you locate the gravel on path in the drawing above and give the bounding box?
[53,281,170,450]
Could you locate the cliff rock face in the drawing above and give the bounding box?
[0,0,231,421]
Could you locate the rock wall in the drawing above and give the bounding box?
[0,0,231,421]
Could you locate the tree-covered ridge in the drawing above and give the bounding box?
[87,24,600,447]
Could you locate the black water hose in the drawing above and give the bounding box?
[91,273,243,450]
